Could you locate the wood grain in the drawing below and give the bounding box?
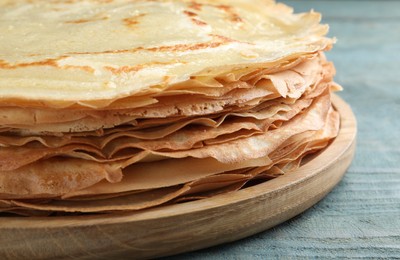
[0,94,356,260]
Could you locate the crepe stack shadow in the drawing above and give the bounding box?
[0,0,340,216]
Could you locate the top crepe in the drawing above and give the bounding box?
[0,0,332,108]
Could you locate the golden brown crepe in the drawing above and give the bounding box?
[0,0,341,215]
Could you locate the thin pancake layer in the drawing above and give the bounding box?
[0,0,332,107]
[0,53,331,133]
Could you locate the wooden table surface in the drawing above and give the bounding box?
[167,1,400,259]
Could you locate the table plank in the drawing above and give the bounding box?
[168,1,400,258]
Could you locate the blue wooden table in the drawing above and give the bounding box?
[167,1,400,258]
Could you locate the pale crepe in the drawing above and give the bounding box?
[0,0,332,108]
[0,53,330,133]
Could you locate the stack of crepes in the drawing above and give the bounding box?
[0,0,341,215]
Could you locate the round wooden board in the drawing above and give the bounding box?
[0,94,356,260]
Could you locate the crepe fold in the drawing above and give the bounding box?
[0,0,341,215]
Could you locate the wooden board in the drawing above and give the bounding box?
[0,94,356,260]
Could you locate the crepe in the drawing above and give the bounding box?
[0,0,341,215]
[0,0,332,107]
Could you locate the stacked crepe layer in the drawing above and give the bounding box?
[0,0,340,215]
